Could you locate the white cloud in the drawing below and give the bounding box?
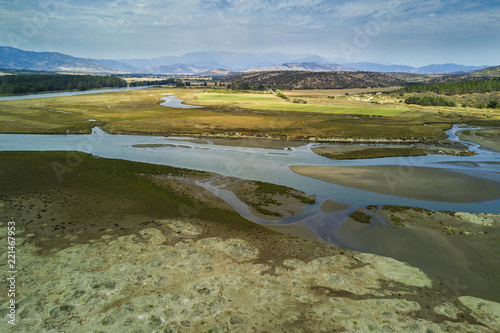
[0,0,498,64]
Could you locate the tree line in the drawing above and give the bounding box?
[397,79,500,95]
[128,78,180,87]
[405,96,456,107]
[0,74,127,95]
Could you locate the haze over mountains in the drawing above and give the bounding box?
[0,46,492,76]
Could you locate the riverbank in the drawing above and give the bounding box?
[1,151,499,332]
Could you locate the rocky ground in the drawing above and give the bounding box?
[1,218,500,333]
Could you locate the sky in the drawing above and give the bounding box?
[1,0,499,66]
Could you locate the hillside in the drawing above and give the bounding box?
[222,71,407,89]
[0,46,117,73]
[391,78,500,109]
[197,69,235,77]
[397,79,500,95]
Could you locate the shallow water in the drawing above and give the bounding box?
[160,96,201,109]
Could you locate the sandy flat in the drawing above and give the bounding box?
[458,129,500,152]
[170,137,306,150]
[290,165,500,203]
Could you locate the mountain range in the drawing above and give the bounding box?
[0,46,493,76]
[242,62,357,73]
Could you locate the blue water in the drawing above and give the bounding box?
[0,86,154,101]
[160,96,201,109]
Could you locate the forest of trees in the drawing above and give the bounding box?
[0,74,127,95]
[405,96,456,107]
[397,79,500,95]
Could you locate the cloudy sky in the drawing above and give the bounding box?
[1,0,499,66]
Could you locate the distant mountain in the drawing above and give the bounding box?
[344,62,417,73]
[243,62,357,73]
[97,59,139,73]
[0,46,117,73]
[416,63,489,74]
[145,64,212,75]
[1,46,494,78]
[117,51,333,72]
[292,55,332,64]
[344,62,489,74]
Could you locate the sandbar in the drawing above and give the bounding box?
[170,137,306,150]
[458,128,500,152]
[290,165,500,202]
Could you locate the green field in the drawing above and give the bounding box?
[193,92,409,116]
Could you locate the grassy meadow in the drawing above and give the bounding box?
[0,87,498,140]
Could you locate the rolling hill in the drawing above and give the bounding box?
[198,69,236,77]
[223,71,407,89]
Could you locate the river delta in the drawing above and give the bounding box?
[0,92,499,332]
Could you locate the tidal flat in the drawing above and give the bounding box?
[1,151,500,332]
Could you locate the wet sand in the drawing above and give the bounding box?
[457,128,500,152]
[337,206,500,303]
[169,137,307,150]
[290,165,500,202]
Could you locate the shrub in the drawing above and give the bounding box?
[487,100,498,108]
[276,91,289,101]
